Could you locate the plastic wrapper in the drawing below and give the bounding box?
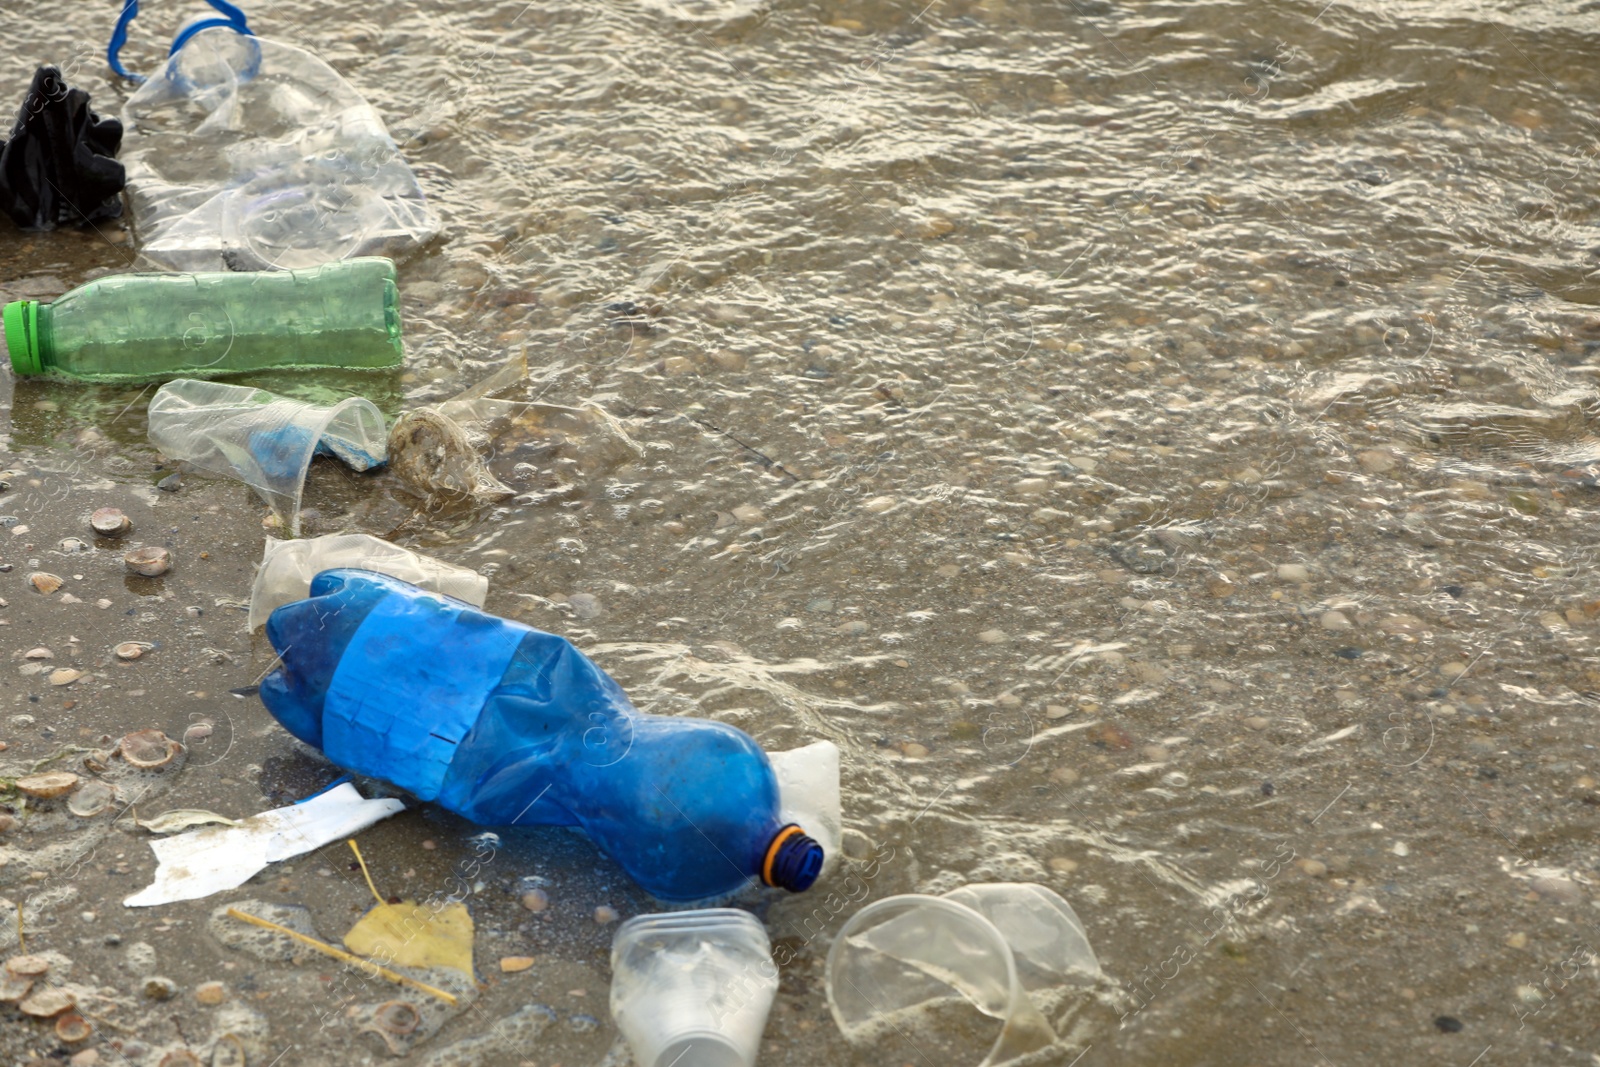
[0,66,124,231]
[119,26,439,271]
[147,379,387,535]
[826,884,1101,1066]
[248,533,488,631]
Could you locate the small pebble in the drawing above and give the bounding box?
[862,495,897,513]
[156,473,182,492]
[194,981,226,1005]
[901,742,929,758]
[568,593,602,619]
[124,546,171,577]
[1433,1015,1463,1033]
[91,507,131,536]
[1276,563,1310,583]
[520,889,549,912]
[142,976,178,1001]
[1243,716,1271,730]
[977,629,1009,644]
[1529,876,1584,904]
[500,956,535,973]
[1505,932,1528,949]
[1358,450,1399,474]
[1048,857,1078,873]
[420,839,436,850]
[1320,610,1352,630]
[1295,858,1328,878]
[594,906,619,925]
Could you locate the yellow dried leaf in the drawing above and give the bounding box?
[343,900,474,979]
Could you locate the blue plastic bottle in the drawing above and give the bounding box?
[258,569,823,901]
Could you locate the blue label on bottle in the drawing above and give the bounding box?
[322,588,523,800]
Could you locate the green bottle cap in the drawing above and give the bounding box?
[3,301,42,376]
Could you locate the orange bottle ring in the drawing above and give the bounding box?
[762,824,805,887]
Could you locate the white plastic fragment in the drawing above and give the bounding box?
[248,534,489,630]
[124,782,404,907]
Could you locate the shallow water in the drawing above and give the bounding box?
[4,0,1600,1063]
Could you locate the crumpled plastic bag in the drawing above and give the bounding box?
[119,27,439,271]
[248,533,488,630]
[0,66,124,230]
[147,378,387,535]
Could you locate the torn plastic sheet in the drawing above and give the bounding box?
[120,27,439,271]
[248,533,488,630]
[124,781,404,907]
[147,378,387,536]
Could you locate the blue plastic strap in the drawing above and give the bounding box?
[108,0,255,83]
[322,588,524,802]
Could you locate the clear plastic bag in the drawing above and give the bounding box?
[118,23,439,271]
[147,378,387,534]
[247,533,488,630]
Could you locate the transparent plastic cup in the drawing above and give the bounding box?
[610,909,778,1067]
[825,884,1100,1066]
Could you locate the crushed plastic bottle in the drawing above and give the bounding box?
[2,257,402,382]
[259,570,827,901]
[146,380,389,535]
[114,15,440,271]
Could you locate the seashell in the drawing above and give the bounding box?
[28,572,63,594]
[210,1034,247,1067]
[159,1051,203,1067]
[49,668,85,686]
[6,955,50,978]
[16,771,79,799]
[183,722,213,744]
[59,537,89,554]
[373,1000,420,1034]
[0,813,17,833]
[19,986,75,1016]
[125,546,172,577]
[91,507,131,536]
[55,1012,92,1042]
[0,972,32,1001]
[120,729,182,769]
[24,647,52,660]
[116,641,153,660]
[68,779,114,818]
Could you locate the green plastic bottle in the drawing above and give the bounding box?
[2,257,404,383]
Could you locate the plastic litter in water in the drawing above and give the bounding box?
[118,25,439,271]
[147,379,389,535]
[247,533,487,631]
[124,781,404,907]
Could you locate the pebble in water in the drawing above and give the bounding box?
[520,889,549,912]
[142,976,178,1001]
[568,592,602,619]
[124,546,172,577]
[194,981,226,1005]
[91,507,131,536]
[594,905,619,925]
[1276,563,1311,583]
[1529,876,1584,904]
[1320,610,1353,630]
